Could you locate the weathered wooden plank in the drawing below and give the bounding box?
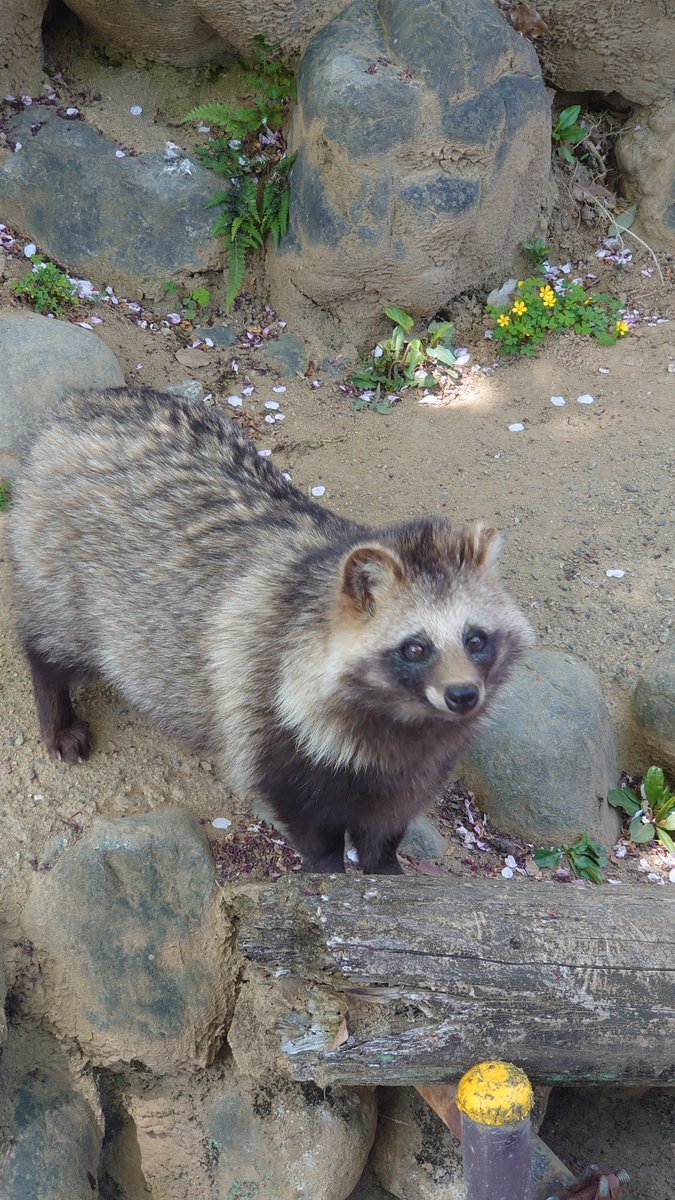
[231,875,675,1087]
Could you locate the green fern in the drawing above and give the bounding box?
[185,38,296,311]
[261,153,296,246]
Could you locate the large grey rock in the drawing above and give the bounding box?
[0,1026,101,1199]
[458,650,621,848]
[22,810,233,1072]
[63,0,351,64]
[125,1060,377,1199]
[371,1087,464,1200]
[534,0,675,106]
[268,0,550,348]
[0,106,223,295]
[617,100,675,255]
[0,310,124,480]
[633,641,675,776]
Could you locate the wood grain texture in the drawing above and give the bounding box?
[232,875,675,1087]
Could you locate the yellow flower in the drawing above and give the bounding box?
[539,285,557,308]
[517,281,525,288]
[513,300,527,316]
[615,319,630,337]
[497,314,511,327]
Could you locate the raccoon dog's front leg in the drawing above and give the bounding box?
[288,821,347,873]
[349,824,406,875]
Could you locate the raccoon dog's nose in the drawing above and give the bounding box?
[444,684,480,713]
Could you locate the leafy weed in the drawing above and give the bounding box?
[534,833,609,884]
[608,766,675,853]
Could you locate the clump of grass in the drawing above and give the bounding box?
[12,258,78,316]
[0,480,11,511]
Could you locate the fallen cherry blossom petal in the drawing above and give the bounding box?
[265,400,280,410]
[346,848,360,863]
[136,363,143,370]
[669,869,675,883]
[227,396,243,407]
[76,321,93,329]
[501,866,514,879]
[272,385,287,393]
[311,485,326,497]
[508,422,525,432]
[130,105,143,116]
[576,393,595,404]
[115,149,126,158]
[242,385,255,395]
[197,124,211,133]
[264,415,276,423]
[598,367,610,374]
[90,315,103,324]
[13,143,22,152]
[257,449,272,457]
[65,107,79,116]
[274,413,286,422]
[550,395,565,406]
[454,350,471,366]
[281,471,292,481]
[606,569,626,579]
[23,242,37,257]
[211,817,232,830]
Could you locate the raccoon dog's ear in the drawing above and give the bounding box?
[342,544,404,616]
[456,523,503,570]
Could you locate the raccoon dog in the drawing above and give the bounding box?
[9,387,534,873]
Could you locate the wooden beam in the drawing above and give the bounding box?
[231,874,675,1088]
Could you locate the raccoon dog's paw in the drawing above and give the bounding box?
[47,719,92,764]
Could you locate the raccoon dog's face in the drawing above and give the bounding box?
[336,521,534,724]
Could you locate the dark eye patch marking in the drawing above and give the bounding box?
[464,626,499,667]
[385,632,437,690]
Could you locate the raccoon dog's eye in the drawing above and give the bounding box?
[465,628,488,654]
[400,640,428,662]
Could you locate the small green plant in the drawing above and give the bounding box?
[0,480,11,511]
[534,833,609,884]
[351,307,460,408]
[608,766,675,853]
[184,38,296,312]
[552,104,588,165]
[163,282,211,322]
[12,258,78,316]
[521,237,550,270]
[487,276,627,356]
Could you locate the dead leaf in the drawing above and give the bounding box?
[175,348,209,369]
[329,1017,350,1050]
[410,858,448,875]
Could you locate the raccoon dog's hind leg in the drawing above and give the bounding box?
[24,643,92,764]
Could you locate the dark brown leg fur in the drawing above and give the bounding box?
[350,826,405,875]
[25,646,91,764]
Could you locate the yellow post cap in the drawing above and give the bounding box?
[456,1060,534,1127]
